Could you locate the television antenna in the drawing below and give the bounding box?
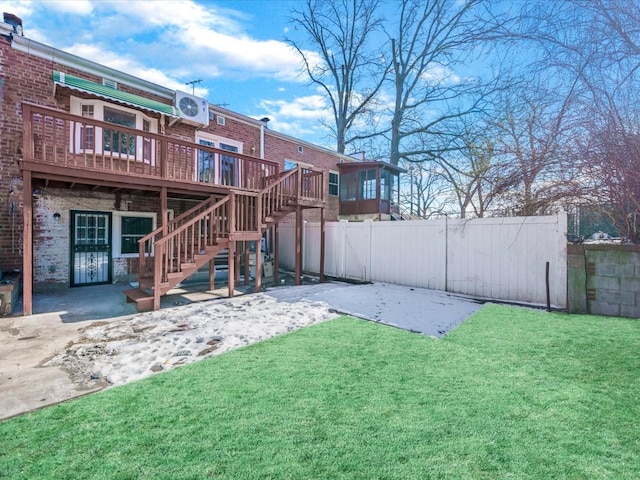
[185,79,203,94]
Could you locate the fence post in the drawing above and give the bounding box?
[444,215,449,292]
[365,219,373,282]
[340,220,348,278]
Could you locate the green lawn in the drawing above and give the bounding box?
[1,304,639,479]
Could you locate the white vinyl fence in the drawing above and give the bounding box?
[278,213,567,308]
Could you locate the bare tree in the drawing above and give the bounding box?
[287,0,387,154]
[436,137,514,218]
[488,83,583,216]
[516,0,640,229]
[400,160,452,218]
[579,95,640,242]
[387,0,507,166]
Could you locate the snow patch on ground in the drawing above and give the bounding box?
[45,293,337,389]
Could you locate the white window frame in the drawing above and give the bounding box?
[69,97,158,163]
[111,211,157,258]
[329,170,339,196]
[195,132,243,185]
[284,159,313,171]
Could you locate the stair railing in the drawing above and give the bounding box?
[259,167,299,221]
[259,165,325,221]
[138,195,221,278]
[154,196,231,283]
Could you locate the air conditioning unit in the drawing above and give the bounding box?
[174,90,209,126]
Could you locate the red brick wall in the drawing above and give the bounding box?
[263,133,342,221]
[0,34,347,285]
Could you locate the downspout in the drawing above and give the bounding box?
[260,124,265,159]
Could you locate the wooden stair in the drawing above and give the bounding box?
[124,165,326,312]
[124,242,229,312]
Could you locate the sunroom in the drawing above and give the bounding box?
[337,161,404,221]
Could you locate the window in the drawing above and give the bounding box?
[104,107,136,155]
[298,146,304,153]
[359,169,377,200]
[219,142,239,186]
[340,172,357,201]
[380,169,394,201]
[284,160,297,171]
[216,115,225,126]
[329,171,339,196]
[70,97,157,162]
[120,216,153,254]
[80,105,95,150]
[198,139,216,183]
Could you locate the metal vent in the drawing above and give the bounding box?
[102,78,118,89]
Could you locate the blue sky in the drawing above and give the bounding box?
[1,0,335,147]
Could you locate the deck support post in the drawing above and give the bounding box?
[244,241,250,285]
[228,241,235,298]
[160,186,167,235]
[295,206,302,285]
[153,242,162,311]
[255,239,262,291]
[208,259,215,291]
[22,170,33,316]
[235,244,241,284]
[320,207,325,282]
[273,224,279,284]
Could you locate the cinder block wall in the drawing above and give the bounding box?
[568,243,640,318]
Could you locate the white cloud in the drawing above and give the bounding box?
[66,43,209,97]
[47,0,93,15]
[422,64,462,85]
[259,95,328,121]
[0,0,34,19]
[90,0,309,82]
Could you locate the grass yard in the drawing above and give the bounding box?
[1,304,639,479]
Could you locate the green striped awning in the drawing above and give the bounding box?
[53,71,179,117]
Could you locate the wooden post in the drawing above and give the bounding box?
[228,241,235,298]
[295,206,302,285]
[153,241,162,311]
[273,224,279,284]
[228,191,236,298]
[22,170,33,316]
[255,238,262,291]
[235,245,241,284]
[160,186,168,235]
[320,207,325,283]
[209,258,215,291]
[244,241,250,285]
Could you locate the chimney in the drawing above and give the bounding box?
[260,117,270,129]
[3,13,23,36]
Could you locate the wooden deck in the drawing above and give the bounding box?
[21,103,281,195]
[20,102,327,314]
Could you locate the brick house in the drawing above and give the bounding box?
[1,14,379,315]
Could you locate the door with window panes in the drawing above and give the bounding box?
[71,211,112,286]
[197,138,239,186]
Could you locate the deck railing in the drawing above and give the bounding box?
[154,195,233,282]
[22,103,279,189]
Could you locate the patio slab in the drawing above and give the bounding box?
[265,281,484,338]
